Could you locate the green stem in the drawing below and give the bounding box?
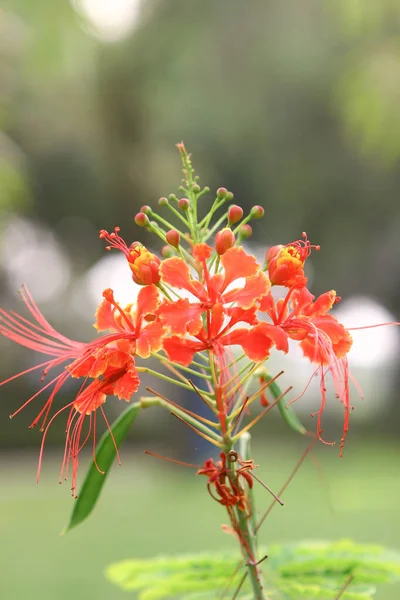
[239,433,258,548]
[136,366,209,394]
[229,433,268,600]
[142,395,222,444]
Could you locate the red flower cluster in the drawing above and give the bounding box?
[0,150,363,497]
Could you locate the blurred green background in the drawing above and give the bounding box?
[1,1,400,598]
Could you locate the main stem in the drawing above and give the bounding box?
[229,433,268,600]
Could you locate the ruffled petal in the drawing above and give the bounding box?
[113,365,140,400]
[74,384,106,415]
[227,306,258,327]
[136,320,165,358]
[136,284,160,320]
[163,336,203,366]
[160,257,196,293]
[302,290,337,317]
[157,299,203,336]
[94,295,118,332]
[223,271,270,309]
[192,243,213,262]
[220,247,259,290]
[209,303,225,338]
[299,315,352,365]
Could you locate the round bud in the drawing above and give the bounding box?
[168,193,178,202]
[226,191,234,201]
[158,197,169,206]
[192,184,201,194]
[238,224,252,239]
[166,229,180,248]
[161,245,175,258]
[140,205,152,215]
[227,204,243,225]
[250,205,265,219]
[215,228,235,255]
[217,187,228,199]
[134,212,149,227]
[178,198,189,210]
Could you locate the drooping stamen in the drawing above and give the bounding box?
[249,472,284,506]
[144,450,200,469]
[146,386,218,427]
[187,378,218,413]
[235,386,292,438]
[169,412,222,447]
[255,437,317,534]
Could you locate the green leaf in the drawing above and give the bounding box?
[105,540,400,599]
[63,402,140,534]
[106,553,262,599]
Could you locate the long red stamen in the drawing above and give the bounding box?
[99,227,131,258]
[144,450,200,469]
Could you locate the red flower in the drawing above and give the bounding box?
[0,284,164,495]
[229,286,352,452]
[95,285,165,358]
[100,227,161,285]
[162,303,258,366]
[158,245,270,335]
[266,232,320,288]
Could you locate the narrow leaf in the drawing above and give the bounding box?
[63,402,140,533]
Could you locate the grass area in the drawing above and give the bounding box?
[1,437,399,599]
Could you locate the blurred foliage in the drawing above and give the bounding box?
[1,0,400,296]
[2,0,400,445]
[106,540,400,599]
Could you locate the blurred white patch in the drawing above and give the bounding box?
[1,218,71,302]
[72,253,140,319]
[75,0,142,42]
[333,296,399,367]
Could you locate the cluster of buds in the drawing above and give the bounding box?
[0,143,377,509]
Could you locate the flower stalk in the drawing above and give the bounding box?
[1,142,397,597]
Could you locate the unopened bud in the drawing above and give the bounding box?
[192,184,201,194]
[226,191,234,201]
[159,197,168,207]
[265,245,283,266]
[178,198,189,210]
[217,187,228,199]
[161,245,175,258]
[127,245,161,285]
[238,224,252,240]
[134,212,149,227]
[227,205,243,225]
[166,229,180,247]
[215,228,235,255]
[140,205,152,215]
[250,205,265,219]
[168,193,178,202]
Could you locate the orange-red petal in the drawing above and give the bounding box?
[300,315,352,365]
[159,257,195,292]
[136,320,165,358]
[163,336,203,366]
[157,299,203,336]
[136,284,160,320]
[223,271,270,309]
[113,365,140,400]
[94,295,118,332]
[192,243,213,262]
[220,247,259,291]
